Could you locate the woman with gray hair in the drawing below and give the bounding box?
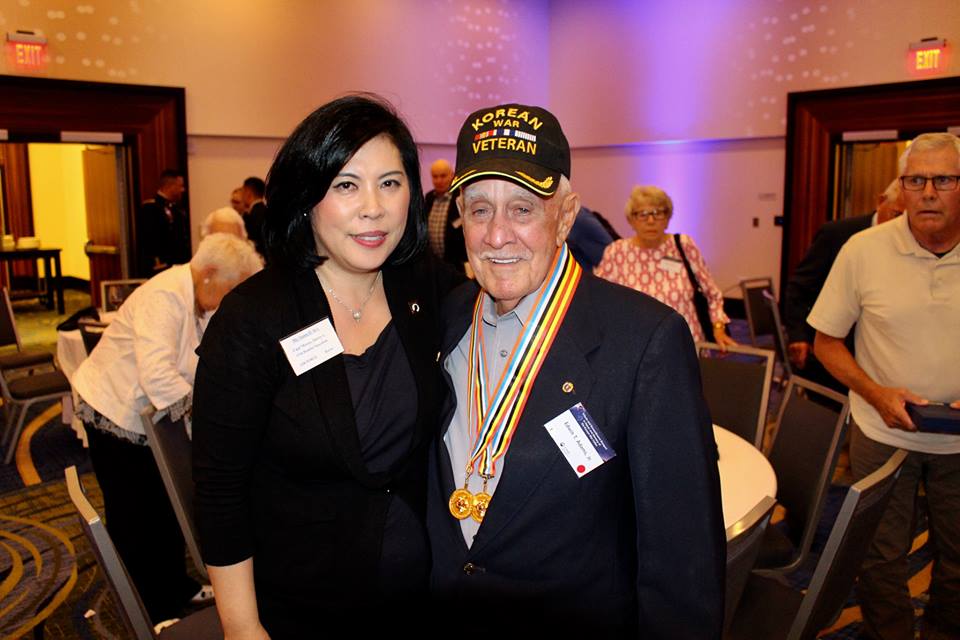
[72,232,262,624]
[201,206,248,239]
[595,185,735,347]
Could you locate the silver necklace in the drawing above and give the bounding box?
[322,271,382,322]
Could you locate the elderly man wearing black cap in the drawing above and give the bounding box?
[426,104,725,637]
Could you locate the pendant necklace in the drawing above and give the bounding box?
[322,270,382,322]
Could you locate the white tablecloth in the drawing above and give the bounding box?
[715,425,777,529]
[56,312,116,446]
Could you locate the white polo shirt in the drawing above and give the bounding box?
[807,213,960,454]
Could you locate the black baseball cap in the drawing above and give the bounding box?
[450,103,570,197]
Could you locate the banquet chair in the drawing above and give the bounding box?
[755,376,849,576]
[697,342,774,449]
[141,408,208,580]
[739,277,777,347]
[0,287,54,374]
[726,449,907,640]
[77,318,110,355]
[0,362,71,464]
[65,466,223,640]
[724,495,777,636]
[762,288,794,383]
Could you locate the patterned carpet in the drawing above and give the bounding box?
[0,442,127,639]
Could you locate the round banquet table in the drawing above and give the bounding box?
[714,425,777,529]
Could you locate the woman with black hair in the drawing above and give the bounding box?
[192,95,460,638]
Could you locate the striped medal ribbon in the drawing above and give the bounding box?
[448,243,582,523]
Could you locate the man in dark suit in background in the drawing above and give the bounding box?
[241,176,267,258]
[424,158,467,272]
[782,179,902,388]
[136,169,190,277]
[427,103,724,637]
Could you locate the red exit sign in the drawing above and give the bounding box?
[5,32,48,72]
[909,38,948,76]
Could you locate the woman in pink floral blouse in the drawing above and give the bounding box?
[594,185,737,348]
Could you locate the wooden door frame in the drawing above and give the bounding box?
[781,76,960,288]
[0,75,188,273]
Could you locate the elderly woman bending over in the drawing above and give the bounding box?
[72,232,262,624]
[594,185,735,347]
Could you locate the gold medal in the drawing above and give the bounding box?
[448,488,475,520]
[471,491,491,523]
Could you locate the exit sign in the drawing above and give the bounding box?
[5,32,48,72]
[909,38,948,76]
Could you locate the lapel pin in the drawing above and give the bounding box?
[562,381,574,394]
[436,351,442,362]
[409,301,420,314]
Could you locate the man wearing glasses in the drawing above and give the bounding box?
[809,132,960,640]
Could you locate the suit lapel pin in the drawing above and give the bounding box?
[436,351,441,362]
[409,300,421,314]
[562,381,574,394]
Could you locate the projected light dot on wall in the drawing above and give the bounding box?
[76,4,94,14]
[108,15,118,25]
[80,57,89,65]
[55,32,65,41]
[18,0,31,7]
[46,10,65,19]
[75,31,85,40]
[55,54,64,63]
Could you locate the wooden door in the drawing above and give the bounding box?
[82,145,124,308]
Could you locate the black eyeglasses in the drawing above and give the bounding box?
[900,175,960,191]
[628,208,668,221]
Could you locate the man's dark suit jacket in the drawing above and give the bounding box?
[192,255,460,635]
[244,201,267,258]
[783,213,873,344]
[428,273,725,637]
[136,194,191,277]
[424,189,467,272]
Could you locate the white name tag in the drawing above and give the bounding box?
[279,318,344,376]
[659,257,683,274]
[544,403,616,478]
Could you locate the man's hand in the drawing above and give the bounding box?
[787,341,809,369]
[864,386,928,432]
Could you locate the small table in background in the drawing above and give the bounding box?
[0,247,65,314]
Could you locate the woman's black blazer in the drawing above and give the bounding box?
[192,254,459,609]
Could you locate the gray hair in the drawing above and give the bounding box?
[200,207,247,239]
[898,132,960,175]
[625,185,673,219]
[553,174,572,202]
[190,232,263,284]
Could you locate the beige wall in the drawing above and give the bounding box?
[0,0,551,140]
[186,135,281,251]
[26,144,90,279]
[549,0,960,144]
